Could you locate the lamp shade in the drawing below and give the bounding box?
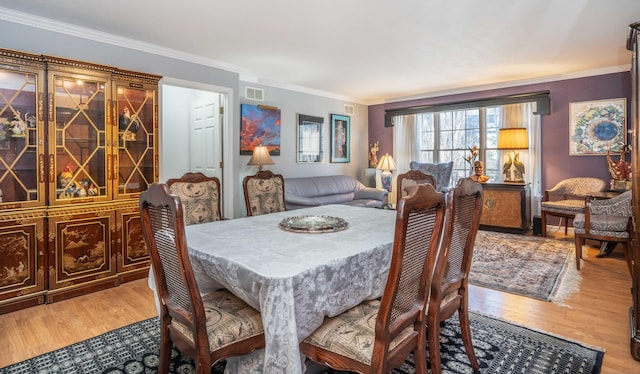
[497,128,529,149]
[247,145,275,170]
[376,154,397,171]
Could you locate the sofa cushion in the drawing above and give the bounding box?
[284,175,387,210]
[409,161,453,191]
[285,175,360,198]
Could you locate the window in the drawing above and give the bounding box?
[412,106,503,186]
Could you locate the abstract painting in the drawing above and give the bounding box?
[240,104,281,155]
[569,98,626,155]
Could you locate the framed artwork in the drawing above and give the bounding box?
[569,98,626,155]
[330,114,350,163]
[240,104,281,155]
[297,114,323,163]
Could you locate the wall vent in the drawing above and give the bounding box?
[344,104,354,115]
[245,86,264,101]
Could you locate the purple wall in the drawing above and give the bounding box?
[368,72,632,192]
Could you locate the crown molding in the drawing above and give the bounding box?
[378,65,631,105]
[0,7,242,73]
[0,7,364,105]
[239,74,362,105]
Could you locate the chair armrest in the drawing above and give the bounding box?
[355,187,388,201]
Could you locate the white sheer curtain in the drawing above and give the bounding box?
[501,103,542,216]
[391,114,420,205]
[392,114,418,175]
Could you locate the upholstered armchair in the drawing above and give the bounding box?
[409,160,454,191]
[573,190,632,271]
[540,177,607,237]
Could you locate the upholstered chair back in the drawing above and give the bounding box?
[243,170,286,216]
[409,160,454,191]
[167,172,222,225]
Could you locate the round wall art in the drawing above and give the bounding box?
[569,98,626,155]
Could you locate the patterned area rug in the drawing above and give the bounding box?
[0,313,603,374]
[470,230,580,303]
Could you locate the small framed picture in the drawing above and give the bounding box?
[330,114,350,163]
[297,114,324,163]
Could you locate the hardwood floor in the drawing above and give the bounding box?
[0,229,639,373]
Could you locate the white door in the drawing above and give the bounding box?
[190,97,222,181]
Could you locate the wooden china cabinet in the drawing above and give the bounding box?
[0,49,160,313]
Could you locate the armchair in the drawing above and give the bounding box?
[540,177,607,237]
[573,190,632,271]
[409,161,453,192]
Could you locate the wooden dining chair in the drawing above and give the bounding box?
[300,184,446,374]
[139,183,265,374]
[166,172,222,225]
[242,170,286,216]
[426,177,483,374]
[396,169,437,199]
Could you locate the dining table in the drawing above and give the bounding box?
[182,204,397,373]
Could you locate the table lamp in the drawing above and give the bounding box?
[247,145,275,171]
[497,128,528,183]
[376,153,397,191]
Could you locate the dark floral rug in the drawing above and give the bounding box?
[470,230,579,304]
[0,313,603,374]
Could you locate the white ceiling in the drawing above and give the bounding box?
[1,1,639,105]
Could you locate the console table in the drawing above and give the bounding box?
[480,182,531,233]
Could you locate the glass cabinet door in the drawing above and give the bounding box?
[113,81,157,199]
[49,69,111,205]
[0,63,45,209]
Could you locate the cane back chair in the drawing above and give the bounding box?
[427,177,483,374]
[300,184,447,373]
[396,169,437,199]
[140,183,264,374]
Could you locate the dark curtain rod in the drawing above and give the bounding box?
[384,91,550,127]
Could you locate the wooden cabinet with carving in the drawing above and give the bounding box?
[479,182,531,234]
[0,48,160,313]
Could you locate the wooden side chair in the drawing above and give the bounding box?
[396,170,437,199]
[426,177,483,374]
[573,189,633,271]
[540,177,607,236]
[139,183,264,374]
[300,184,447,374]
[242,170,286,216]
[167,172,222,225]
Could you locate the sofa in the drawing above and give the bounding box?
[284,175,388,210]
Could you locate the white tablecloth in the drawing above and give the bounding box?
[154,204,397,373]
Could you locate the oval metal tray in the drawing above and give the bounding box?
[279,215,349,233]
